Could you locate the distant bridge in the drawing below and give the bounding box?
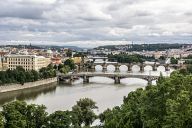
[87,56,108,62]
[57,72,160,85]
[77,62,183,72]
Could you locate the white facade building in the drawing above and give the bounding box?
[5,54,51,71]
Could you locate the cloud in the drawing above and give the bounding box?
[0,0,192,47]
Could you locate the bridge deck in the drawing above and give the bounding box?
[57,72,159,79]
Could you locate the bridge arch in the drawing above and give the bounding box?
[106,65,115,72]
[89,76,115,84]
[119,65,128,72]
[95,65,103,72]
[121,78,148,85]
[57,72,160,85]
[157,66,166,72]
[132,65,140,72]
[144,65,153,71]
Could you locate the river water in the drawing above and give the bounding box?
[0,66,174,113]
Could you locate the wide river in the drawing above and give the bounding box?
[0,65,174,113]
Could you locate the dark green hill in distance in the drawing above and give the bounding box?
[37,45,86,51]
[96,43,188,51]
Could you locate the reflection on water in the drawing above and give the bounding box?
[0,83,57,106]
[0,66,174,113]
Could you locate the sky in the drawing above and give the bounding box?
[0,0,192,48]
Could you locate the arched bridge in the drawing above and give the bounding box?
[82,62,183,72]
[57,72,160,85]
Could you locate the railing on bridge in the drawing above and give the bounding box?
[77,61,184,73]
[57,72,160,85]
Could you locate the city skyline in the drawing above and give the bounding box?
[0,0,192,47]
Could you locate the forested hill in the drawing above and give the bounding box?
[96,43,187,51]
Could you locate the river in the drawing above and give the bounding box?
[0,66,174,113]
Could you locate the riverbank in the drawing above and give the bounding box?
[0,77,57,93]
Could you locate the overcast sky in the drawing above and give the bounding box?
[0,0,192,47]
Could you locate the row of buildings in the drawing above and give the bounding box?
[90,45,192,59]
[0,47,83,71]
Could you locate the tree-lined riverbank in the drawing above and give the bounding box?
[0,77,57,93]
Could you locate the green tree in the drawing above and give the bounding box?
[100,71,192,128]
[58,64,65,70]
[59,65,70,74]
[64,59,76,70]
[17,71,26,85]
[179,68,188,76]
[31,70,39,81]
[187,64,192,74]
[47,111,71,128]
[2,101,48,128]
[26,104,48,128]
[2,101,27,128]
[170,57,178,64]
[25,71,33,82]
[66,50,72,57]
[72,98,98,127]
[0,112,4,128]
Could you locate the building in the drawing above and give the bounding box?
[0,50,9,70]
[51,57,62,65]
[72,57,82,64]
[5,54,51,71]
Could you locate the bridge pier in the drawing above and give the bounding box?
[76,65,80,72]
[115,65,120,72]
[83,75,89,84]
[69,76,74,85]
[127,64,132,72]
[102,64,107,72]
[114,76,120,84]
[77,64,84,72]
[140,65,144,72]
[152,64,157,71]
[165,64,170,71]
[91,65,95,72]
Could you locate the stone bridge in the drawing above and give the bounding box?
[88,56,108,62]
[85,62,182,72]
[57,72,160,85]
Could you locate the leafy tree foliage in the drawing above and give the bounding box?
[39,64,56,79]
[100,71,192,128]
[72,98,98,127]
[2,101,47,128]
[0,98,98,128]
[47,111,71,128]
[186,64,192,74]
[108,54,154,63]
[98,43,184,51]
[64,59,76,70]
[59,65,70,74]
[0,113,4,128]
[66,50,72,57]
[0,64,56,85]
[170,57,178,64]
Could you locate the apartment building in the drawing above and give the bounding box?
[5,54,51,71]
